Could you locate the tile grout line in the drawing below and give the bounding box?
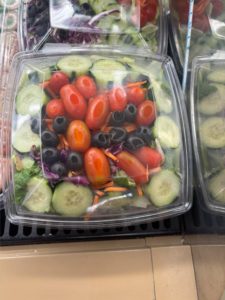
[189,246,200,300]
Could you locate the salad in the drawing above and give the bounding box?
[20,0,163,53]
[3,50,191,227]
[191,57,225,212]
[170,0,225,67]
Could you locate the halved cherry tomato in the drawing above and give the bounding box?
[116,151,148,184]
[48,72,69,95]
[140,0,158,27]
[127,86,145,106]
[192,14,210,32]
[85,94,109,130]
[136,100,156,126]
[60,84,87,120]
[66,120,91,152]
[84,148,110,186]
[46,99,65,119]
[109,86,127,111]
[134,147,162,169]
[74,75,97,99]
[212,0,224,18]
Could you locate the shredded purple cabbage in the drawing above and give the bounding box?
[106,143,124,156]
[59,149,70,163]
[64,176,90,186]
[30,145,41,162]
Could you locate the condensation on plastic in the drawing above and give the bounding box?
[190,52,225,215]
[1,46,192,228]
[169,0,225,70]
[0,0,19,209]
[18,0,168,55]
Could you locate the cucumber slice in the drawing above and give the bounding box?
[13,121,41,153]
[208,170,225,203]
[144,170,180,207]
[154,116,180,148]
[90,59,127,88]
[207,69,225,83]
[200,117,225,148]
[57,55,92,77]
[22,177,52,213]
[52,182,93,217]
[198,84,225,115]
[16,84,48,116]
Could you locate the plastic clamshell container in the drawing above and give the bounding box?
[2,47,192,228]
[18,0,167,55]
[191,53,225,214]
[169,0,225,71]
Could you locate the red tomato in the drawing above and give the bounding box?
[85,94,109,130]
[60,84,87,120]
[134,147,162,169]
[46,99,65,119]
[140,0,158,27]
[212,0,224,17]
[116,151,148,184]
[127,86,145,106]
[84,148,111,186]
[74,75,97,99]
[136,100,156,126]
[66,120,91,152]
[109,87,127,111]
[48,72,69,95]
[192,14,210,32]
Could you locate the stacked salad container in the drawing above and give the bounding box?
[0,0,193,229]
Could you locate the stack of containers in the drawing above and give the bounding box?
[169,0,225,72]
[0,0,193,229]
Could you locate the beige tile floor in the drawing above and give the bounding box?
[0,238,225,300]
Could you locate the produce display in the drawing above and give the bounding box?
[20,0,163,53]
[170,0,225,67]
[191,58,225,212]
[2,50,191,226]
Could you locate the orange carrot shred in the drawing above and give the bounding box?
[95,190,105,197]
[94,181,114,190]
[123,123,137,132]
[104,151,118,162]
[137,185,143,196]
[62,135,69,149]
[104,187,128,193]
[93,195,100,205]
[126,81,147,88]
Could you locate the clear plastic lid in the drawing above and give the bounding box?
[2,47,192,227]
[0,0,19,209]
[18,0,167,55]
[191,52,225,214]
[169,0,225,69]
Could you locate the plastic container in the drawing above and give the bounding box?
[2,47,192,228]
[190,52,225,214]
[169,0,225,71]
[0,1,19,209]
[18,0,167,55]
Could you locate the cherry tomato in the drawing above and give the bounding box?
[46,99,66,119]
[48,72,69,95]
[67,120,91,152]
[127,86,145,106]
[84,148,111,186]
[136,100,156,126]
[212,0,224,18]
[85,94,109,130]
[109,86,127,112]
[74,75,97,99]
[60,84,87,120]
[140,0,158,27]
[192,14,210,32]
[134,147,162,169]
[116,151,148,184]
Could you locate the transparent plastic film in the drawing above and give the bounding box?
[19,0,166,54]
[191,54,225,214]
[3,47,191,227]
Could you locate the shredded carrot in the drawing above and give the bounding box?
[94,181,114,190]
[123,123,137,132]
[104,151,118,162]
[62,135,69,149]
[126,81,147,88]
[95,190,105,197]
[93,195,100,205]
[149,167,161,176]
[136,185,143,196]
[104,187,128,193]
[39,80,50,89]
[101,126,111,133]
